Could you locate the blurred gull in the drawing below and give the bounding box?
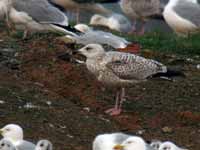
[0,139,16,150]
[90,13,132,33]
[93,133,131,150]
[0,124,36,150]
[113,136,154,150]
[48,0,112,23]
[159,141,188,150]
[150,140,162,150]
[2,0,80,39]
[120,0,162,34]
[163,0,200,36]
[76,44,183,115]
[35,140,53,150]
[66,24,130,49]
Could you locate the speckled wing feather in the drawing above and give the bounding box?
[12,0,68,25]
[105,52,167,80]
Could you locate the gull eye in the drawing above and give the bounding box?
[86,47,92,51]
[127,141,132,144]
[5,128,10,131]
[40,143,44,147]
[1,143,5,147]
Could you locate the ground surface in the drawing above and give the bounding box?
[0,23,199,150]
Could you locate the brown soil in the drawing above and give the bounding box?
[0,23,199,150]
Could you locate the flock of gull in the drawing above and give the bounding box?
[0,0,198,149]
[0,124,189,150]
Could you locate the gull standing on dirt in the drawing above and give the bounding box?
[163,0,200,36]
[93,133,131,150]
[0,0,80,39]
[65,24,130,49]
[113,136,154,150]
[90,13,132,33]
[0,139,16,150]
[0,124,36,150]
[119,0,162,34]
[159,141,188,150]
[75,44,183,115]
[35,140,53,150]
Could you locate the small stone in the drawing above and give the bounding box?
[162,126,173,133]
[136,129,146,135]
[197,64,200,70]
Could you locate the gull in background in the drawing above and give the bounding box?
[159,141,188,150]
[65,23,130,49]
[0,0,80,39]
[0,139,16,150]
[75,44,184,115]
[163,0,200,36]
[0,124,36,150]
[90,13,132,33]
[35,140,53,150]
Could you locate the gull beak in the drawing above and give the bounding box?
[0,129,3,135]
[113,144,124,150]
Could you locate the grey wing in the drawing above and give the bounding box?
[12,0,68,25]
[105,52,167,80]
[72,0,120,3]
[112,133,131,144]
[16,141,35,150]
[174,1,200,26]
[146,144,156,150]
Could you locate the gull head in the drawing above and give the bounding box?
[75,24,91,33]
[113,136,146,150]
[90,14,108,26]
[159,141,187,150]
[150,140,162,150]
[35,140,52,150]
[77,44,105,58]
[0,124,23,142]
[0,139,16,150]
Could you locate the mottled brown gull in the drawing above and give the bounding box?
[76,44,183,115]
[163,0,200,36]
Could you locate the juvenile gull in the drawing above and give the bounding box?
[0,124,36,150]
[159,141,188,150]
[113,136,154,150]
[120,0,162,34]
[1,0,79,38]
[0,139,16,150]
[93,133,130,150]
[163,0,200,36]
[66,24,130,49]
[35,140,53,150]
[90,13,132,33]
[76,44,183,115]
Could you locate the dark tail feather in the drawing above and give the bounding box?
[48,0,66,12]
[151,69,185,80]
[149,14,165,20]
[52,23,83,35]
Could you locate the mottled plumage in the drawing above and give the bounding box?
[77,44,168,115]
[35,140,53,150]
[0,139,16,150]
[159,141,188,150]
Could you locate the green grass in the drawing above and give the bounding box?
[124,32,200,56]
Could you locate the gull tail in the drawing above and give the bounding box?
[51,23,83,36]
[151,68,185,81]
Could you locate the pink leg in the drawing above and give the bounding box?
[105,88,126,116]
[137,21,146,36]
[105,89,122,116]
